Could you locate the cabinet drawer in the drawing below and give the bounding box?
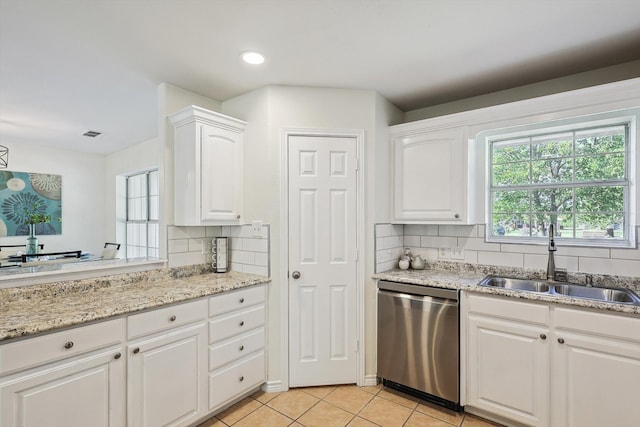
[208,351,265,410]
[209,328,265,371]
[0,318,125,375]
[209,305,265,344]
[554,306,640,342]
[127,299,208,340]
[466,293,549,325]
[209,285,265,317]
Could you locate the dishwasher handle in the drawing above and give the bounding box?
[378,280,458,301]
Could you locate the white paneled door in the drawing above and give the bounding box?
[288,134,358,387]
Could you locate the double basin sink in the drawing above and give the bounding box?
[478,276,640,306]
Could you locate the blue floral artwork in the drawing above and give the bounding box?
[0,171,62,236]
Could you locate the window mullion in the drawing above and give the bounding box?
[488,118,630,246]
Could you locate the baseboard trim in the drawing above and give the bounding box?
[362,375,379,387]
[262,376,377,392]
[262,380,288,393]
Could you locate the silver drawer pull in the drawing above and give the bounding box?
[239,345,245,351]
[64,341,74,350]
[133,347,140,354]
[240,298,245,303]
[239,321,245,327]
[114,352,122,360]
[239,376,244,382]
[170,315,177,322]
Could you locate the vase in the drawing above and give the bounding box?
[26,224,39,255]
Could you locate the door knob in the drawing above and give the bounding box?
[292,271,301,279]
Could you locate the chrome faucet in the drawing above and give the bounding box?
[547,224,557,281]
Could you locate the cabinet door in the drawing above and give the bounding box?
[0,347,125,427]
[552,317,640,427]
[128,321,207,427]
[392,127,466,223]
[466,314,549,426]
[200,124,243,224]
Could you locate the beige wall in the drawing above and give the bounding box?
[222,85,401,386]
[404,60,640,122]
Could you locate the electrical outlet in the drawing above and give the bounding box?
[251,220,263,237]
[451,247,464,260]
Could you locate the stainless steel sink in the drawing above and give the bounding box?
[478,275,640,305]
[551,283,640,304]
[478,276,550,293]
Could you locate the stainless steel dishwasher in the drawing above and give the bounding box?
[377,280,460,410]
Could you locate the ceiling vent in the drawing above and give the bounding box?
[83,130,102,137]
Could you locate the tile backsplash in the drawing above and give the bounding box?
[375,223,640,278]
[167,224,270,277]
[374,224,404,273]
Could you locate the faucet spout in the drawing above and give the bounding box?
[547,224,557,281]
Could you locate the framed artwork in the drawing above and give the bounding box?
[0,171,62,236]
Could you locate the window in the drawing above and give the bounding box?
[488,117,634,246]
[126,170,159,257]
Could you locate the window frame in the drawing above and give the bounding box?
[484,111,637,248]
[125,169,159,258]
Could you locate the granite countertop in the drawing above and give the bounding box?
[374,268,640,316]
[0,269,270,342]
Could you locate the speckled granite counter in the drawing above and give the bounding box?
[374,266,640,316]
[0,267,270,342]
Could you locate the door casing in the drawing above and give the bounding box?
[276,128,365,391]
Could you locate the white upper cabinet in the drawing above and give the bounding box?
[169,106,247,226]
[391,123,472,223]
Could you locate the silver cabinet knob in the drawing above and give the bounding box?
[239,345,245,351]
[169,315,177,322]
[114,352,122,360]
[64,341,74,350]
[540,334,547,340]
[239,321,245,327]
[239,298,245,303]
[558,338,565,344]
[239,376,245,382]
[454,213,460,219]
[133,347,140,354]
[292,271,301,279]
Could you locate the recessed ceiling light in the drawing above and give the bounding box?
[241,51,265,65]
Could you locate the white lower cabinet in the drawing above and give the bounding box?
[463,292,640,427]
[208,284,266,412]
[0,319,126,427]
[0,285,268,427]
[126,299,208,427]
[551,307,640,427]
[127,321,208,427]
[465,293,550,426]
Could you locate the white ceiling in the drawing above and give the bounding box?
[1,0,640,155]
